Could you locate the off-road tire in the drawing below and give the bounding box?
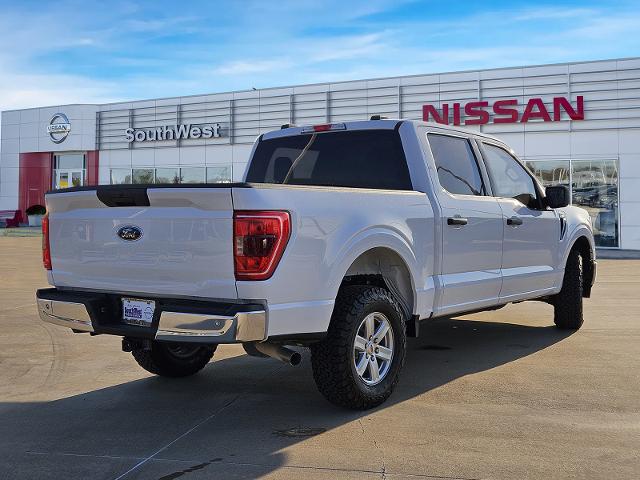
[310,286,407,410]
[132,341,216,377]
[553,249,584,330]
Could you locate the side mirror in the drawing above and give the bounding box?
[545,185,570,208]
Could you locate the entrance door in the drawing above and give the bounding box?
[55,171,69,189]
[53,153,86,190]
[54,169,84,189]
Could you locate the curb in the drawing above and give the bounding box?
[596,249,640,260]
[0,228,42,238]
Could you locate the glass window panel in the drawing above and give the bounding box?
[525,160,570,188]
[247,130,412,190]
[482,143,538,206]
[110,169,132,185]
[57,172,69,189]
[132,168,154,184]
[71,171,82,187]
[155,168,181,184]
[55,154,85,170]
[571,159,619,248]
[427,134,485,196]
[207,165,232,183]
[180,167,206,184]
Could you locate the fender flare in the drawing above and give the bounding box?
[560,225,596,296]
[327,227,420,312]
[562,225,595,267]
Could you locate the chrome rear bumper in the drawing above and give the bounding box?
[36,293,266,343]
[155,310,266,342]
[38,299,94,332]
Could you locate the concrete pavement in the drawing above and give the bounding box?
[0,237,638,479]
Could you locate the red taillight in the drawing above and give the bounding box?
[234,211,290,281]
[42,213,52,270]
[313,124,332,132]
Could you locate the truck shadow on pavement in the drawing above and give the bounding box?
[0,315,574,480]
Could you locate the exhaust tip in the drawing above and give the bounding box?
[254,342,302,366]
[289,351,302,366]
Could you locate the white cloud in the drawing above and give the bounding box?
[0,68,117,143]
[213,59,293,76]
[513,7,596,21]
[0,0,638,133]
[0,73,115,111]
[308,33,392,62]
[563,16,640,40]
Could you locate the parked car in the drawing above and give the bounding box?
[36,119,596,409]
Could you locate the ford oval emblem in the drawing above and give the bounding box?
[117,225,143,242]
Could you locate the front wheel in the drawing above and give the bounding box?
[310,286,407,410]
[553,249,584,330]
[132,341,216,377]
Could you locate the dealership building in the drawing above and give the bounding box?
[1,57,638,249]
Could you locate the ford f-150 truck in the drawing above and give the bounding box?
[36,119,596,409]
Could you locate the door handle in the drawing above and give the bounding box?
[447,216,468,226]
[507,216,523,226]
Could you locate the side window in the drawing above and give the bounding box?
[482,143,538,207]
[428,134,485,196]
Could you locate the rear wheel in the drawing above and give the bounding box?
[132,341,216,377]
[310,285,406,410]
[553,249,584,330]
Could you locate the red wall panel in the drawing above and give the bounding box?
[18,150,99,222]
[19,152,52,221]
[86,150,99,185]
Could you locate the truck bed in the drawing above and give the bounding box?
[45,184,250,299]
[44,182,433,337]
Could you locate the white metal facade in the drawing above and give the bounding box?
[1,57,639,248]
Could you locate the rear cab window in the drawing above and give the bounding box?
[246,129,413,190]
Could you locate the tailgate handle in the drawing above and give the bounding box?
[96,187,150,207]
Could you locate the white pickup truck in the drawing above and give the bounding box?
[37,119,596,409]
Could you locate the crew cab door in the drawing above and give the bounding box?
[478,140,560,300]
[426,133,504,315]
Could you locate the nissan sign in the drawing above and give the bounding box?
[422,96,584,125]
[125,123,223,143]
[47,113,71,143]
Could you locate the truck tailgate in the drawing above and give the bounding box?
[45,186,237,299]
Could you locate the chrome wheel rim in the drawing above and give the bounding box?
[353,312,394,386]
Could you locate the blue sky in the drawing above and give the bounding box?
[0,0,639,112]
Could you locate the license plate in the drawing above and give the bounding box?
[122,298,156,327]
